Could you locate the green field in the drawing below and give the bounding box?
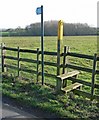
[2,36,99,119]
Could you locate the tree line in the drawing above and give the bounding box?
[2,21,97,36]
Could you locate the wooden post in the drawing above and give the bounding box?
[56,20,63,92]
[37,48,39,83]
[62,46,69,74]
[1,43,3,72]
[17,47,20,77]
[91,53,97,100]
[62,46,69,88]
[57,20,63,75]
[1,43,6,72]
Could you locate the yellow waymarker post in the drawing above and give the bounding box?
[58,20,63,40]
[57,20,64,91]
[57,20,63,76]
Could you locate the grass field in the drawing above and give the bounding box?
[2,36,99,119]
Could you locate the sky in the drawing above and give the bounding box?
[0,0,98,29]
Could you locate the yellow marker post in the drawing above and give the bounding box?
[57,20,63,76]
[57,20,64,91]
[58,20,63,40]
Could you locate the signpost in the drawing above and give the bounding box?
[36,5,44,85]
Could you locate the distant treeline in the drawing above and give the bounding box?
[2,21,97,36]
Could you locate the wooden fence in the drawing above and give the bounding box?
[1,43,99,100]
[60,46,99,100]
[1,43,57,79]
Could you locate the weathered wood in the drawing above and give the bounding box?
[1,43,4,72]
[20,58,37,63]
[61,82,82,93]
[57,40,61,75]
[43,61,57,67]
[56,78,62,92]
[68,77,92,86]
[3,47,18,51]
[67,52,94,60]
[4,56,18,60]
[20,49,37,54]
[91,54,97,98]
[44,51,57,56]
[66,64,92,73]
[2,43,6,72]
[37,48,39,83]
[17,47,20,77]
[57,70,80,80]
[62,46,69,74]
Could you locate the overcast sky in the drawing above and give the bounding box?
[0,0,98,29]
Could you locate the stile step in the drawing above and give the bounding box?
[61,82,82,93]
[57,70,80,80]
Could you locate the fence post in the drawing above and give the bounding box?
[37,48,39,83]
[91,53,97,100]
[62,46,70,74]
[17,46,20,77]
[1,43,6,72]
[62,46,69,87]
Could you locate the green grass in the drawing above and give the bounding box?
[2,36,99,118]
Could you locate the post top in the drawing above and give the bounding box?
[58,20,63,25]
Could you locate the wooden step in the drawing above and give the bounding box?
[61,82,82,93]
[57,70,80,80]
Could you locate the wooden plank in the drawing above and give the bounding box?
[20,49,37,54]
[44,51,57,56]
[68,77,99,88]
[4,56,18,60]
[61,82,82,93]
[4,47,18,51]
[57,70,80,80]
[68,77,92,86]
[66,64,92,73]
[67,52,94,60]
[20,58,37,63]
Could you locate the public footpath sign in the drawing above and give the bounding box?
[36,7,42,15]
[36,5,44,85]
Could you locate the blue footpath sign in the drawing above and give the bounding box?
[36,7,42,15]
